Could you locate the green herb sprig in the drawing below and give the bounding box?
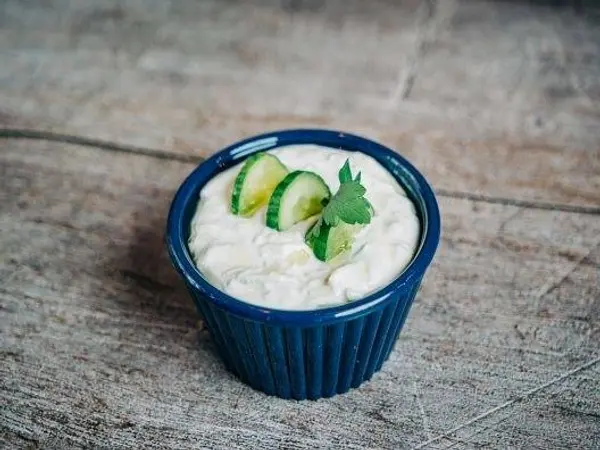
[306,159,373,244]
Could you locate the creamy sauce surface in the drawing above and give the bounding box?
[189,146,420,310]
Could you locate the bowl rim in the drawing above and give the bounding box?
[166,128,440,325]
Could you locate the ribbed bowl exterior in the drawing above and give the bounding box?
[186,278,422,400]
[167,129,440,401]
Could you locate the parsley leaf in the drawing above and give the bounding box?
[304,159,375,261]
[312,159,373,231]
[323,182,371,225]
[338,160,353,184]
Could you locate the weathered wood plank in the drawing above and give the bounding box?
[1,0,599,207]
[1,139,599,449]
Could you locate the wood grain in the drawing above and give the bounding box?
[2,139,599,449]
[1,0,599,206]
[1,0,599,448]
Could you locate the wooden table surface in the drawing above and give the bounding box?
[1,1,599,449]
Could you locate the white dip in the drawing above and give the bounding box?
[188,146,420,310]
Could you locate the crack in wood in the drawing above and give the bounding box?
[410,356,600,450]
[413,380,433,441]
[118,269,175,292]
[440,412,515,450]
[435,189,600,216]
[390,0,439,103]
[2,128,599,216]
[555,405,600,419]
[532,240,600,309]
[0,128,201,164]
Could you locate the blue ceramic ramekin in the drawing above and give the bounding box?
[166,129,440,400]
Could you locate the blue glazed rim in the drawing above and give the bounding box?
[166,129,440,326]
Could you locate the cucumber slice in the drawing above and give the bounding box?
[266,171,331,231]
[230,152,289,217]
[305,221,362,262]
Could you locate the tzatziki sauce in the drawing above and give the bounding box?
[188,146,420,310]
